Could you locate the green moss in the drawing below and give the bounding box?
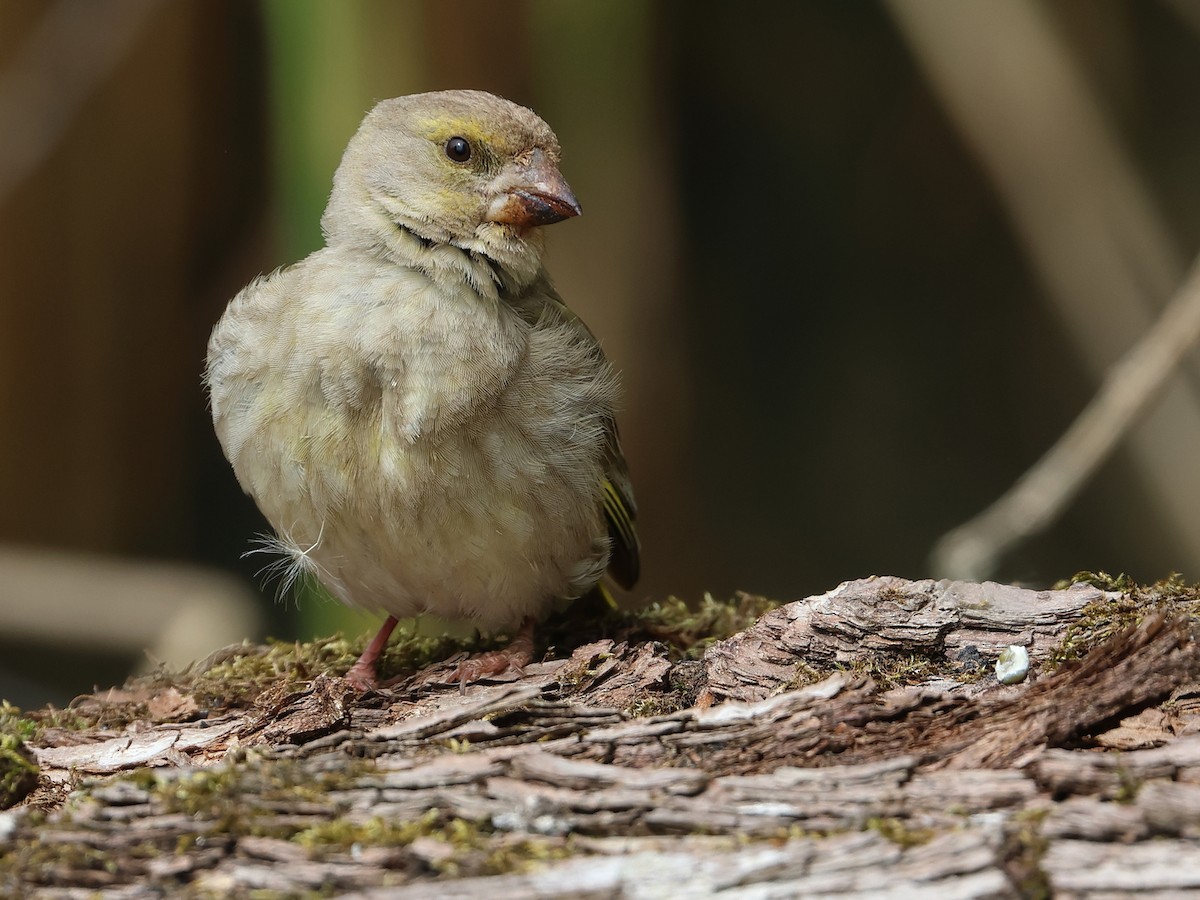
[1048,574,1200,670]
[183,621,520,700]
[293,810,442,850]
[778,660,826,692]
[0,732,38,809]
[631,592,780,659]
[1050,593,1141,669]
[770,641,991,695]
[0,837,115,886]
[1004,807,1051,900]
[5,754,378,888]
[532,589,781,667]
[148,765,286,841]
[121,754,373,845]
[293,810,570,876]
[619,660,705,719]
[1112,760,1142,804]
[0,698,92,742]
[10,590,780,746]
[1056,570,1139,593]
[0,701,39,810]
[0,702,36,742]
[838,652,959,691]
[187,635,364,709]
[866,817,934,847]
[27,708,92,736]
[15,625,501,741]
[626,696,673,718]
[373,630,494,683]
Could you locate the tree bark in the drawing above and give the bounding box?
[3,576,1199,897]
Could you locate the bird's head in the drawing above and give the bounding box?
[323,90,580,291]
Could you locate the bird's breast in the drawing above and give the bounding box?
[325,278,528,443]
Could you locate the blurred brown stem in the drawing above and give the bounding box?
[887,0,1200,578]
[932,254,1200,579]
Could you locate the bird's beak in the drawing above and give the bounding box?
[485,148,581,229]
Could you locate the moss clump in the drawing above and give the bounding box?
[1056,570,1139,593]
[148,765,286,839]
[1003,807,1051,900]
[0,732,38,809]
[0,702,36,742]
[1113,761,1142,804]
[632,592,780,659]
[373,628,496,684]
[866,817,934,847]
[840,657,940,691]
[0,699,91,743]
[26,625,498,739]
[186,634,367,709]
[17,590,780,742]
[134,754,372,841]
[782,645,989,695]
[293,810,571,876]
[534,589,780,665]
[1048,573,1200,670]
[0,836,116,888]
[0,702,39,809]
[1049,594,1143,670]
[626,696,675,718]
[293,809,442,851]
[782,660,829,692]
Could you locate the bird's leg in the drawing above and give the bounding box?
[344,615,399,690]
[450,617,536,693]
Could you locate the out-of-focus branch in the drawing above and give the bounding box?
[932,254,1200,580]
[886,0,1200,579]
[0,0,161,210]
[1161,0,1200,40]
[885,0,1182,353]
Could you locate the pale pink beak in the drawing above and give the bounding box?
[485,148,581,229]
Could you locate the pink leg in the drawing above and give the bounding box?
[450,617,536,693]
[344,615,399,691]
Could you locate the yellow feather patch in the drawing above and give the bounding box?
[416,117,506,158]
[603,480,636,550]
[594,581,619,611]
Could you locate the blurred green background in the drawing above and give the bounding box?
[4,0,1200,706]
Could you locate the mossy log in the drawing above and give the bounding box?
[3,576,1200,897]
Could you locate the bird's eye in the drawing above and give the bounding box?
[445,136,472,162]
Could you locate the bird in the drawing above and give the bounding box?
[205,90,639,690]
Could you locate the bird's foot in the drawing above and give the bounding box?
[342,615,399,692]
[343,659,380,692]
[448,617,535,694]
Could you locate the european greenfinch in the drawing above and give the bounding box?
[205,90,638,689]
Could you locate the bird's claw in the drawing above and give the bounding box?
[343,661,379,693]
[449,647,530,695]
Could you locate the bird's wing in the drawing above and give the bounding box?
[599,420,640,590]
[509,282,640,590]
